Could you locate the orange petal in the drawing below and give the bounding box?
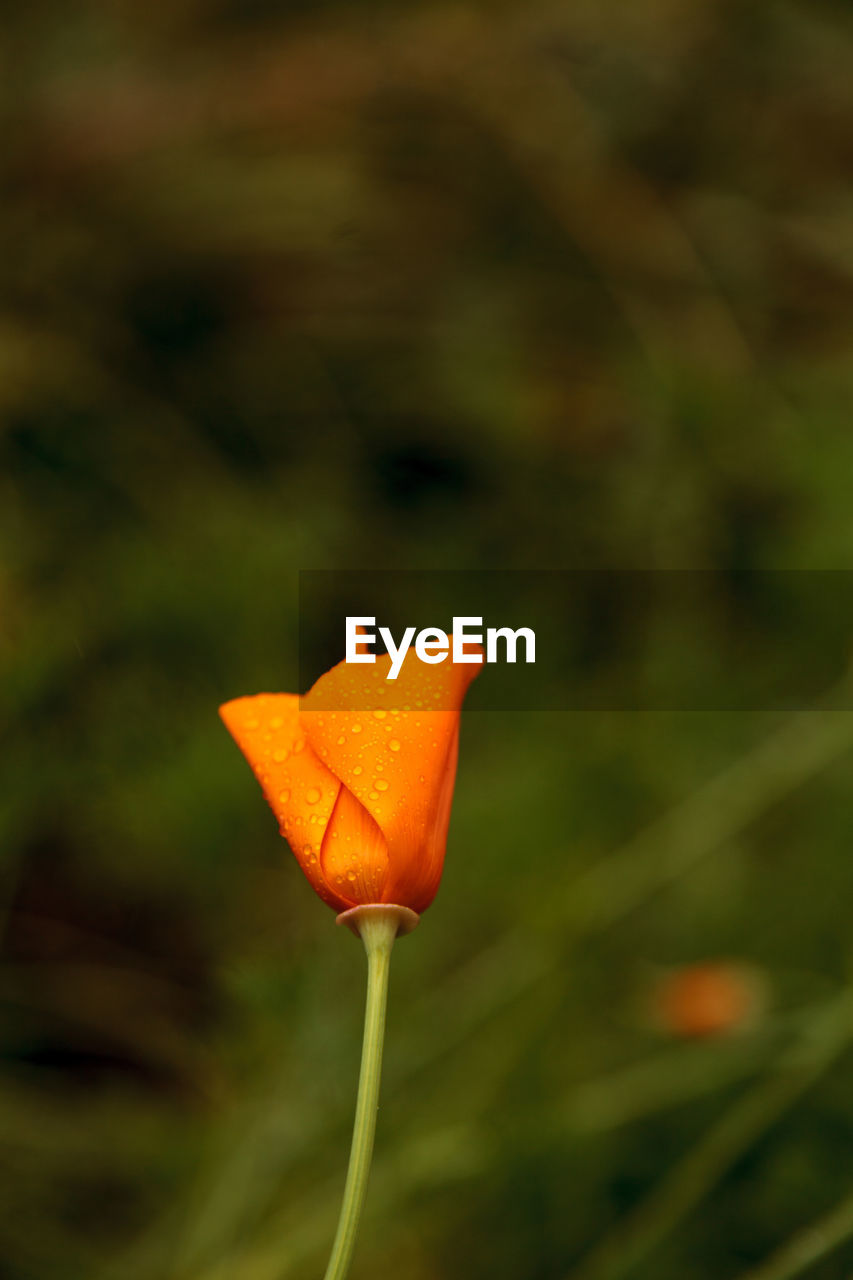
[300,644,481,909]
[384,723,459,911]
[321,784,390,906]
[219,693,350,911]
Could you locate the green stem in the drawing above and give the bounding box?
[322,910,400,1280]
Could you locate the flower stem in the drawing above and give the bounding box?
[322,906,416,1280]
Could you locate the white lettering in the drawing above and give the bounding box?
[345,618,535,676]
[345,616,376,663]
[379,625,416,680]
[415,627,449,665]
[486,626,536,664]
[452,616,484,663]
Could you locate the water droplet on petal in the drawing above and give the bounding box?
[273,747,289,762]
[346,869,357,882]
[375,778,389,792]
[279,789,291,803]
[293,738,305,754]
[352,723,362,734]
[353,765,363,776]
[373,709,387,720]
[389,739,401,752]
[337,735,346,745]
[306,787,321,804]
[369,791,379,800]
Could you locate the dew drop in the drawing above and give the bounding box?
[369,791,379,800]
[337,735,346,745]
[305,787,321,804]
[353,764,363,775]
[279,789,291,803]
[375,778,389,792]
[346,869,357,882]
[273,747,289,762]
[373,709,387,720]
[389,739,401,752]
[293,738,305,754]
[352,723,363,734]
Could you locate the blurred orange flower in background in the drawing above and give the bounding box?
[220,643,481,915]
[652,961,763,1039]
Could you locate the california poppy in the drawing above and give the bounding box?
[220,639,482,918]
[221,637,481,1280]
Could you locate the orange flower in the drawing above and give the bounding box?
[220,642,481,915]
[652,962,763,1039]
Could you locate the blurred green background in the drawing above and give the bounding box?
[4,1,853,1278]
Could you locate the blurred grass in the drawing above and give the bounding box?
[4,1,853,1278]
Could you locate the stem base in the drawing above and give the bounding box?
[336,903,420,939]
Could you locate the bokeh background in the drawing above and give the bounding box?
[4,2,853,1278]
